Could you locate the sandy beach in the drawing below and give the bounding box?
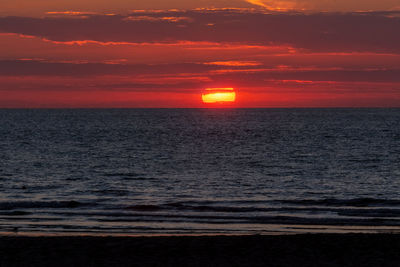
[1,234,399,266]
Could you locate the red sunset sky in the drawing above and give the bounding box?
[0,0,399,107]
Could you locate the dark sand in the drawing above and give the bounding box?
[1,234,400,266]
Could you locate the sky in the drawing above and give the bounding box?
[0,0,399,107]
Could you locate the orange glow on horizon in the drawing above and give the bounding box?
[202,88,236,103]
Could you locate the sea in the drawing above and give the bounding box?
[0,109,399,235]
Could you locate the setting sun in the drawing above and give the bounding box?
[202,88,236,104]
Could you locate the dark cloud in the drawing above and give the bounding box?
[0,60,216,76]
[1,60,400,86]
[213,69,400,84]
[0,10,400,53]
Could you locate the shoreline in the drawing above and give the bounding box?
[1,233,400,266]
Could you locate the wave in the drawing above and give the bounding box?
[277,198,400,207]
[0,210,31,216]
[2,198,399,215]
[0,200,87,210]
[125,197,400,212]
[125,203,276,212]
[123,201,400,218]
[73,213,400,226]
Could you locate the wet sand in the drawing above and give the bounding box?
[1,234,400,266]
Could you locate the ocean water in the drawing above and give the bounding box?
[0,109,399,235]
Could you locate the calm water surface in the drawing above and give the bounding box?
[0,109,399,235]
